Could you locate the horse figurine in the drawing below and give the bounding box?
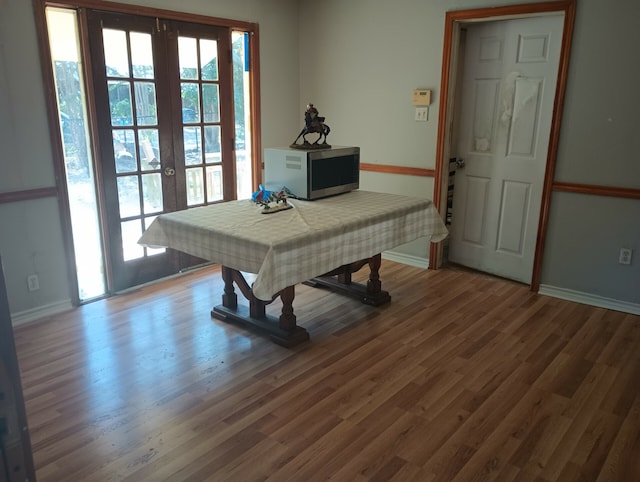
[290,103,331,148]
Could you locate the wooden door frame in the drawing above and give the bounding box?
[430,0,576,291]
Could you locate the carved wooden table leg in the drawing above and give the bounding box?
[279,285,296,331]
[366,253,383,294]
[304,253,391,306]
[221,266,237,309]
[211,267,309,347]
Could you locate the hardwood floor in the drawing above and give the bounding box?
[13,260,640,481]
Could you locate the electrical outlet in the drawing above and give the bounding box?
[618,248,632,265]
[27,274,39,291]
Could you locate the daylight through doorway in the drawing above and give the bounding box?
[45,7,255,301]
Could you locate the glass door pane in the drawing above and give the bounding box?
[232,31,253,200]
[46,7,105,300]
[86,10,179,291]
[178,35,224,207]
[103,26,164,261]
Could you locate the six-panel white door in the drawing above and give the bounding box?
[448,15,564,283]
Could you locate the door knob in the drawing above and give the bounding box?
[164,167,176,176]
[456,158,465,169]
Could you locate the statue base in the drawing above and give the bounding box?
[260,203,293,214]
[289,142,332,150]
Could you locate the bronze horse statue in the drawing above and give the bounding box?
[291,104,331,148]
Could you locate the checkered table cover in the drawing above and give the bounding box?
[138,190,448,300]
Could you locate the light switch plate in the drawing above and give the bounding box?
[415,107,428,122]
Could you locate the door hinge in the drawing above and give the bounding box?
[154,18,167,33]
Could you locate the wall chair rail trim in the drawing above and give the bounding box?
[0,187,58,205]
[552,182,640,200]
[360,163,435,177]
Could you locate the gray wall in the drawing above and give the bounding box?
[540,0,640,304]
[1,0,638,322]
[1,0,70,318]
[297,0,639,307]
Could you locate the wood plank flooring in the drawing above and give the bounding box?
[13,260,640,481]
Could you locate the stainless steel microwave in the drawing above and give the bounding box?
[263,146,360,200]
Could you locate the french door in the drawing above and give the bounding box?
[86,10,236,291]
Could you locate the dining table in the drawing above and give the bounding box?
[138,190,448,346]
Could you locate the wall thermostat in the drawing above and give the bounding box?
[412,89,432,106]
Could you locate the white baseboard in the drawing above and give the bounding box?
[538,285,640,315]
[382,250,429,269]
[10,256,425,327]
[11,299,73,326]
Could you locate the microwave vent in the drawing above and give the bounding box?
[286,156,302,170]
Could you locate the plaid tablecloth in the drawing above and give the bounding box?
[138,190,448,300]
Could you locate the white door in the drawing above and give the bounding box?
[448,15,564,283]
